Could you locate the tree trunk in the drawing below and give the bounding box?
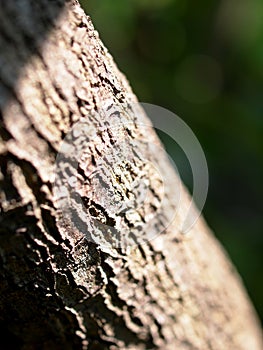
[0,1,262,349]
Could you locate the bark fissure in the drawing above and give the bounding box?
[0,1,262,349]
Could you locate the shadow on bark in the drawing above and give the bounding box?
[0,1,66,348]
[0,1,67,113]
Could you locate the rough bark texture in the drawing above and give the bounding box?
[0,1,262,349]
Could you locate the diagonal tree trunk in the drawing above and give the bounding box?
[0,1,262,349]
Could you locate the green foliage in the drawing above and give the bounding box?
[80,0,263,322]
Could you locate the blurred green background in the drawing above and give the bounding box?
[80,0,263,322]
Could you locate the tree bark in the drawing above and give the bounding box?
[0,1,262,349]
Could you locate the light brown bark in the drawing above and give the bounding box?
[0,1,262,349]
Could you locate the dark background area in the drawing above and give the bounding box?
[80,0,263,322]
